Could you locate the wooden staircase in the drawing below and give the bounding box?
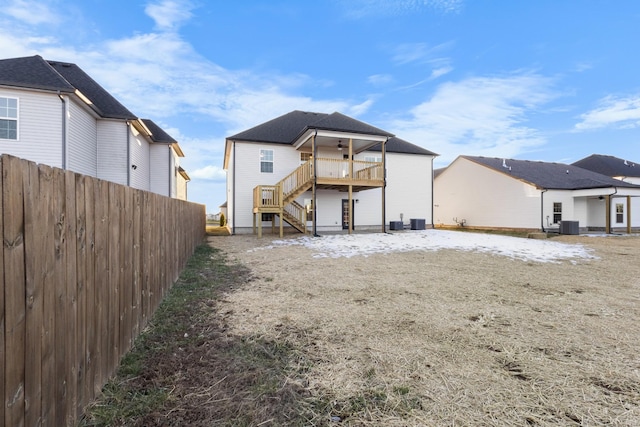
[253,160,313,235]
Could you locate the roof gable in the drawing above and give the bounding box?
[464,156,640,190]
[572,154,640,178]
[228,110,394,144]
[47,60,136,120]
[0,55,75,93]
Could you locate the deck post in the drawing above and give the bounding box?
[253,212,256,234]
[312,133,318,236]
[279,184,284,237]
[348,185,353,235]
[349,140,353,235]
[258,211,263,238]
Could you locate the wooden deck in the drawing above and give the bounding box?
[252,158,384,236]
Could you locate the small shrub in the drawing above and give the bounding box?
[219,213,226,227]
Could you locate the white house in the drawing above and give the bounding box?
[0,55,186,199]
[572,154,640,230]
[223,110,437,236]
[434,155,640,233]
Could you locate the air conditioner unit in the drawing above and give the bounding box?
[559,221,579,235]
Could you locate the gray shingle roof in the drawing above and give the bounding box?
[229,110,393,143]
[0,55,75,93]
[228,110,434,155]
[368,136,437,156]
[464,156,640,190]
[572,154,640,178]
[0,55,136,120]
[141,119,177,144]
[47,60,137,120]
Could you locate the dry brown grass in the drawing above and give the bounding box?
[206,225,231,236]
[210,232,640,426]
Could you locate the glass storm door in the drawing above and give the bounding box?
[342,199,354,230]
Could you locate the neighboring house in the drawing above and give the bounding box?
[177,167,190,201]
[0,55,185,198]
[434,155,640,233]
[572,154,640,230]
[223,110,437,236]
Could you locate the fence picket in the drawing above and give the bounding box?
[0,154,206,426]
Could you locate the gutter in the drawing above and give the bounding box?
[57,91,67,169]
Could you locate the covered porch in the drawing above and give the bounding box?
[253,132,390,237]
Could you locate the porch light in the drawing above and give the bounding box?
[337,140,343,151]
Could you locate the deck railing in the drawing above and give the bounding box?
[281,160,313,200]
[254,185,281,209]
[253,158,383,209]
[283,200,307,233]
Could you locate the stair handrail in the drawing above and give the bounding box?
[283,200,307,234]
[280,160,313,200]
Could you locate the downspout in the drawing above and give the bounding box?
[232,141,236,235]
[606,186,618,234]
[540,189,548,232]
[57,91,67,169]
[312,130,319,237]
[167,145,172,197]
[382,137,388,233]
[430,156,435,229]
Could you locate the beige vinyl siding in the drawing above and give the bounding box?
[382,152,433,225]
[434,157,542,229]
[177,174,188,200]
[0,88,63,167]
[97,120,128,185]
[130,127,150,191]
[66,97,98,177]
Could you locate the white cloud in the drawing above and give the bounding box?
[368,74,395,87]
[429,66,453,79]
[574,95,640,131]
[144,0,195,31]
[2,0,61,25]
[190,165,227,181]
[340,0,463,19]
[387,73,556,166]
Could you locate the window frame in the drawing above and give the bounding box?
[364,156,382,163]
[553,202,562,224]
[260,149,274,173]
[300,152,312,163]
[0,96,19,141]
[616,203,624,223]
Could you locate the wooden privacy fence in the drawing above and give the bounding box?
[0,155,206,426]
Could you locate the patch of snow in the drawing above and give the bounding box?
[253,230,598,263]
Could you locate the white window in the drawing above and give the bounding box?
[300,152,312,163]
[0,97,18,140]
[553,202,562,224]
[365,156,382,163]
[260,149,273,173]
[616,203,624,223]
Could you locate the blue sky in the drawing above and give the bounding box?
[2,0,640,213]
